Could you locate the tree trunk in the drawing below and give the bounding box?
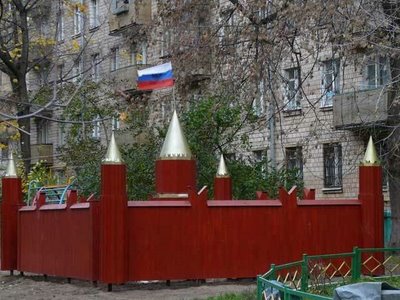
[12,75,31,176]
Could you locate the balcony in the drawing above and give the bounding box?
[110,65,138,92]
[333,87,393,129]
[109,1,151,35]
[31,144,53,165]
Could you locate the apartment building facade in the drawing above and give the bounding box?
[0,0,391,201]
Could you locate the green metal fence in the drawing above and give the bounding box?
[257,247,400,300]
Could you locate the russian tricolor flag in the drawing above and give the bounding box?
[137,62,174,91]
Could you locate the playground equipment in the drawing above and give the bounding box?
[27,179,77,206]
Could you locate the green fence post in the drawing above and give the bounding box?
[352,247,361,281]
[301,254,309,292]
[257,275,262,300]
[270,264,277,280]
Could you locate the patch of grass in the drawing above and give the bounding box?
[207,290,257,300]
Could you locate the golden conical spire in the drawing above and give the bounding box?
[103,132,123,164]
[216,154,229,177]
[361,136,380,166]
[5,152,18,177]
[159,110,192,160]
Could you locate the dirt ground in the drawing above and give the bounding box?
[0,271,256,300]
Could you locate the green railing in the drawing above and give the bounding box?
[257,247,400,300]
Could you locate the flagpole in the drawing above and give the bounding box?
[172,85,176,111]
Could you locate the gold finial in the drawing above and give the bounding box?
[216,154,229,177]
[5,152,18,177]
[103,132,123,164]
[159,110,192,160]
[361,136,380,166]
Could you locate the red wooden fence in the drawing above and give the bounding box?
[0,165,383,287]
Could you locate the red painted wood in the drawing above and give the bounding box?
[1,177,23,271]
[359,166,384,275]
[155,159,196,194]
[3,165,383,284]
[214,177,232,200]
[125,186,365,281]
[303,188,316,200]
[17,195,99,280]
[256,191,269,200]
[99,164,128,284]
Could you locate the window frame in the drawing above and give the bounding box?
[72,57,83,82]
[284,67,302,111]
[364,56,390,90]
[323,143,342,189]
[57,11,64,42]
[73,5,83,35]
[91,53,100,81]
[92,115,101,139]
[321,59,340,107]
[37,120,49,144]
[111,47,119,71]
[286,146,303,179]
[89,0,100,29]
[253,80,265,117]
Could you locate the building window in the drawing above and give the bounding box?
[37,120,49,144]
[57,12,64,41]
[323,143,342,188]
[58,124,67,146]
[72,57,83,82]
[92,115,101,139]
[131,42,147,65]
[286,147,303,179]
[161,100,172,122]
[91,53,100,81]
[160,30,172,58]
[321,59,340,107]
[365,56,390,89]
[112,116,120,130]
[284,67,301,110]
[111,47,119,71]
[253,149,267,173]
[112,0,130,15]
[74,5,83,35]
[1,147,9,162]
[89,0,99,29]
[57,64,64,84]
[253,80,265,116]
